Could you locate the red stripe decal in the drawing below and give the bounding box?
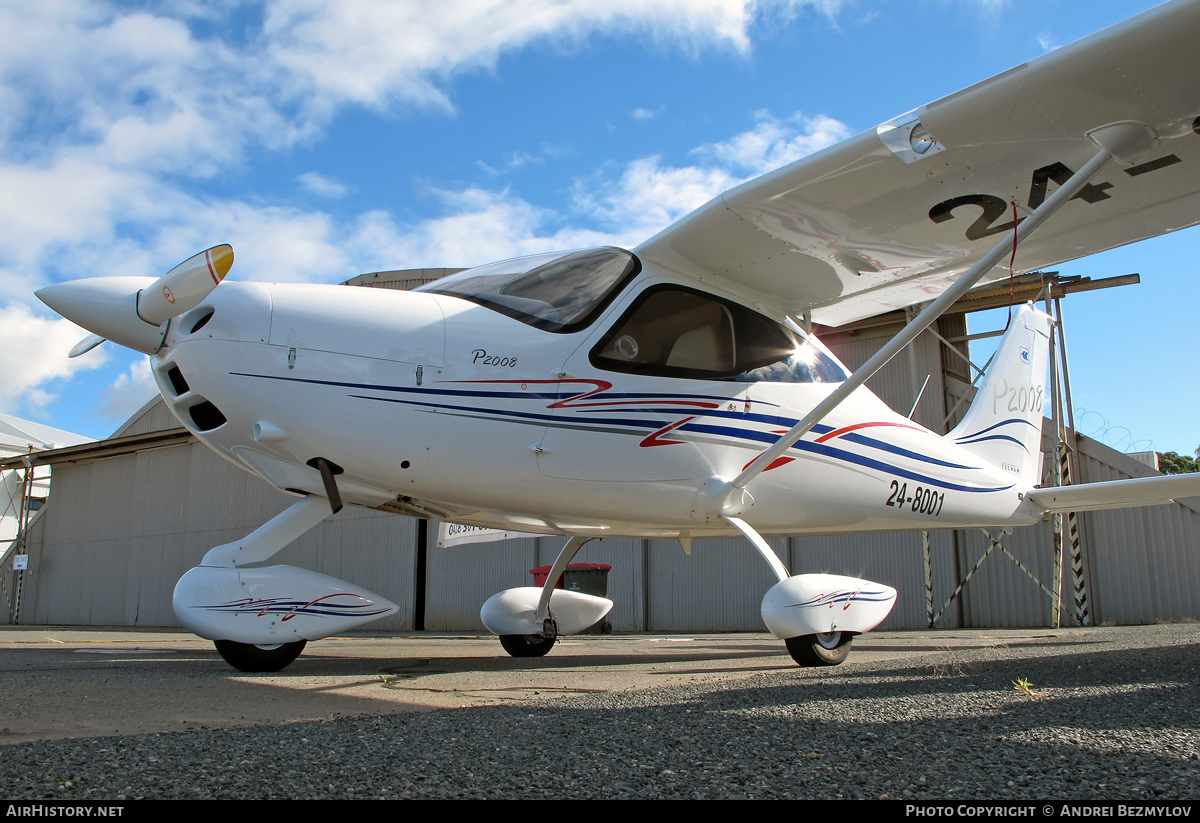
[205,250,220,284]
[639,417,695,447]
[740,455,794,473]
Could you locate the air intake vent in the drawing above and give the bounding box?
[166,366,190,396]
[188,401,227,432]
[190,309,215,334]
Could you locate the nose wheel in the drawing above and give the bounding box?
[784,632,852,667]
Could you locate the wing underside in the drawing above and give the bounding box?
[636,0,1200,326]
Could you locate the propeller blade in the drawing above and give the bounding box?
[68,333,107,358]
[136,244,234,326]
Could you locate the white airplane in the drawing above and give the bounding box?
[37,0,1200,672]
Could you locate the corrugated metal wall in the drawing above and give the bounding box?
[1074,438,1200,624]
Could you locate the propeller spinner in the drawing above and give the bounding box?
[38,245,234,356]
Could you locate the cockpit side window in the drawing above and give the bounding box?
[590,285,846,383]
[415,247,640,333]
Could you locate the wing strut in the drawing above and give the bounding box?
[708,140,1123,515]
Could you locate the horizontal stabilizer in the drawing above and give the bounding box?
[1025,473,1200,514]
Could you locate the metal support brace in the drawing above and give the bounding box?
[534,536,591,624]
[1060,443,1089,625]
[932,529,1061,626]
[1052,509,1065,628]
[725,516,790,583]
[996,540,1059,600]
[922,530,934,628]
[932,532,1001,625]
[201,493,334,567]
[1051,294,1090,626]
[1047,298,1064,628]
[925,325,986,382]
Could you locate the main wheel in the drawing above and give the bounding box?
[499,634,556,658]
[214,639,307,672]
[785,632,852,667]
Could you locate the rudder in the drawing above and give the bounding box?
[948,303,1053,487]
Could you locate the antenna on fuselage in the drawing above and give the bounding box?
[907,374,931,420]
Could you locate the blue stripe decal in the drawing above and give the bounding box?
[839,432,977,470]
[229,372,771,405]
[789,589,896,609]
[955,417,1040,441]
[954,434,1031,454]
[682,422,1011,493]
[234,373,1004,492]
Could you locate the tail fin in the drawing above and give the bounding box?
[948,303,1053,487]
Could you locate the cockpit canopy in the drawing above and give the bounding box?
[415,246,640,333]
[418,245,846,384]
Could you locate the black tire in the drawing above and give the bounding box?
[499,634,556,658]
[785,632,852,667]
[214,639,307,672]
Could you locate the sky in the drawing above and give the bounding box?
[2,0,1196,456]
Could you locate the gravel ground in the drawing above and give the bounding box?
[2,625,1198,800]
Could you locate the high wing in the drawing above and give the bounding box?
[636,0,1200,327]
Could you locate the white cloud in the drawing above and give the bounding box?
[630,106,664,120]
[0,1,858,428]
[696,111,853,175]
[574,110,851,239]
[574,157,737,240]
[0,303,108,414]
[259,1,811,113]
[346,189,619,271]
[297,172,349,198]
[0,1,837,281]
[1036,31,1060,52]
[95,357,156,428]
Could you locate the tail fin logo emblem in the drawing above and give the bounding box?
[1019,346,1030,364]
[163,286,175,304]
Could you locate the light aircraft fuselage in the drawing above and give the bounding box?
[150,247,1037,539]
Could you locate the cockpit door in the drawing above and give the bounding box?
[535,286,752,482]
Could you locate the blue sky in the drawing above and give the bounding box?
[2,0,1195,455]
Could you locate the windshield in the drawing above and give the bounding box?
[415,247,641,332]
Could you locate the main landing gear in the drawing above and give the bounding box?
[726,515,893,668]
[498,629,557,658]
[481,521,894,669]
[482,537,613,658]
[785,632,853,667]
[214,640,308,672]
